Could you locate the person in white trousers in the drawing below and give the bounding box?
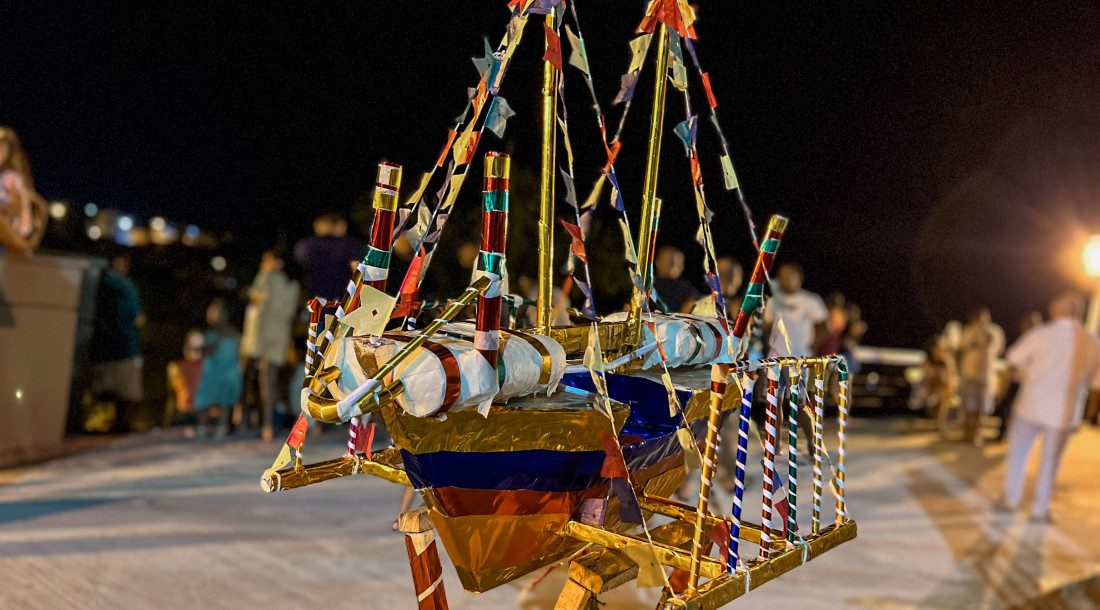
[1000,292,1100,521]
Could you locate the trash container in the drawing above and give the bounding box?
[0,253,98,467]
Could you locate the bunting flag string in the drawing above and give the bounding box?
[680,34,758,248]
[392,7,533,329]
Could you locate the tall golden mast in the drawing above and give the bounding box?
[536,13,560,335]
[628,25,670,347]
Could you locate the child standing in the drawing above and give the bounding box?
[193,299,243,439]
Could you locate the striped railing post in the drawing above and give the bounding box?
[475,152,510,370]
[836,362,850,523]
[786,363,801,542]
[760,366,781,558]
[811,362,826,535]
[727,370,754,571]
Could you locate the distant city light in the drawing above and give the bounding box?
[1084,235,1100,279]
[87,225,102,240]
[14,388,23,402]
[185,224,200,239]
[83,202,98,217]
[48,202,68,220]
[210,255,227,272]
[150,216,166,232]
[117,216,134,231]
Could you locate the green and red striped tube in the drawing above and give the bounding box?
[732,214,788,339]
[474,152,510,370]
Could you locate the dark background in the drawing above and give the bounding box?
[4,0,1100,348]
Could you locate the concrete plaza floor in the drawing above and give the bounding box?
[2,417,1099,609]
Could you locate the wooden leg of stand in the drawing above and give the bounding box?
[554,577,600,610]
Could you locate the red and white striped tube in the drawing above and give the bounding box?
[346,161,402,455]
[354,161,403,305]
[760,366,780,559]
[474,152,510,370]
[732,214,788,339]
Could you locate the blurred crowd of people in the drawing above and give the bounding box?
[910,295,1100,521]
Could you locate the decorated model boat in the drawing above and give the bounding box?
[262,1,856,608]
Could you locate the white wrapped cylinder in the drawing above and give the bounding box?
[325,335,496,417]
[324,325,567,418]
[605,312,734,369]
[448,322,566,399]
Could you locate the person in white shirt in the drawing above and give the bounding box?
[764,263,828,358]
[1000,292,1100,521]
[762,263,828,458]
[957,307,1005,444]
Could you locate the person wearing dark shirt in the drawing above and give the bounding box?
[294,212,366,300]
[88,255,145,431]
[653,246,698,314]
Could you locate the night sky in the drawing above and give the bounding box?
[4,1,1100,348]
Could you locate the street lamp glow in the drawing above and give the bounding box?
[1084,235,1100,279]
[211,256,227,272]
[84,202,98,217]
[48,202,67,220]
[117,216,134,231]
[150,216,166,232]
[87,225,102,240]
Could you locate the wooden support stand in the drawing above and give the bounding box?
[554,520,696,610]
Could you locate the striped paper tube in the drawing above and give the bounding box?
[811,363,826,534]
[786,364,801,542]
[732,214,788,339]
[474,152,510,370]
[760,366,780,559]
[727,370,754,572]
[836,363,850,523]
[345,162,402,456]
[358,162,403,299]
[304,297,329,376]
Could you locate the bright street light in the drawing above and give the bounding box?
[1084,234,1100,279]
[1085,234,1100,334]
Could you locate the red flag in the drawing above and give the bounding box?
[701,72,718,109]
[558,219,587,263]
[286,415,309,453]
[637,0,697,39]
[599,432,628,479]
[353,422,375,459]
[542,21,563,71]
[393,249,426,318]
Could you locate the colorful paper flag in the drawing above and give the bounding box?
[560,168,577,207]
[484,96,515,138]
[559,219,587,264]
[542,21,563,71]
[341,286,397,336]
[720,154,739,190]
[563,24,589,74]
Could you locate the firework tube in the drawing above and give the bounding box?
[836,361,849,523]
[811,362,826,534]
[726,371,754,572]
[786,364,801,543]
[346,162,402,455]
[760,367,781,559]
[732,214,789,340]
[475,152,510,371]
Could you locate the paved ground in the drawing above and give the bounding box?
[3,417,1100,609]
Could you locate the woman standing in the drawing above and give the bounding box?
[0,127,46,255]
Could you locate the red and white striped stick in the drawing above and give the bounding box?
[761,366,780,558]
[474,152,510,371]
[346,161,402,456]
